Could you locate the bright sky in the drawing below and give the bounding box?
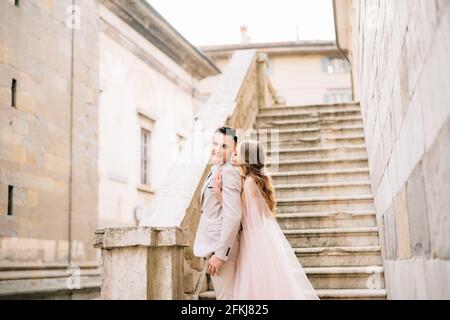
[147,0,336,46]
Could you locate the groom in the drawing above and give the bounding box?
[193,126,243,300]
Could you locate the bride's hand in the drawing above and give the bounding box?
[214,171,223,203]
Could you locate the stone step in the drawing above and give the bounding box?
[256,116,363,130]
[283,227,380,247]
[198,288,387,300]
[305,266,385,290]
[264,134,365,146]
[267,156,369,173]
[270,168,371,184]
[0,281,100,299]
[295,246,383,268]
[316,289,387,300]
[256,108,361,122]
[282,125,364,139]
[258,102,361,116]
[276,195,375,213]
[276,210,376,230]
[265,134,366,149]
[253,125,365,142]
[274,181,372,198]
[267,145,368,161]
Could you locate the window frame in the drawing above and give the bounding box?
[140,128,152,187]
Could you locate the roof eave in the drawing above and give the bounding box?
[101,0,221,79]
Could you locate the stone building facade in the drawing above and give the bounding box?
[201,38,353,106]
[97,1,219,229]
[0,0,218,298]
[0,0,100,298]
[335,0,450,299]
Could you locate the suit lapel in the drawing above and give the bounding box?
[200,165,223,205]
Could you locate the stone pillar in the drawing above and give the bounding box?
[257,53,270,108]
[93,227,190,300]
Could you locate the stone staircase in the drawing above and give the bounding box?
[199,102,386,300]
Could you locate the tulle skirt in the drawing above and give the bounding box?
[232,215,319,300]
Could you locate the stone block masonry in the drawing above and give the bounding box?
[0,0,100,299]
[349,0,450,299]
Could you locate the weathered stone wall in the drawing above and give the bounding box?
[0,0,100,298]
[1,0,220,299]
[349,0,450,299]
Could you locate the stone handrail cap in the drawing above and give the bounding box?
[93,226,191,249]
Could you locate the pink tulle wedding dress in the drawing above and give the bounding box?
[232,177,319,300]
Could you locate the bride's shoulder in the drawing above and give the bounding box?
[243,176,259,195]
[243,175,255,184]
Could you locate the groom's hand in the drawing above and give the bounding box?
[208,255,225,276]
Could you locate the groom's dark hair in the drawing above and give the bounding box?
[216,126,238,144]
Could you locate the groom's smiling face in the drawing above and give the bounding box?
[211,132,236,165]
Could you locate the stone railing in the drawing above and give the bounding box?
[93,50,280,300]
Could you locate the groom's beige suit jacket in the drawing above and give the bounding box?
[193,164,243,263]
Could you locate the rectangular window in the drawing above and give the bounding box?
[324,91,352,104]
[7,186,14,216]
[343,60,351,73]
[140,129,152,186]
[176,134,185,154]
[15,0,20,7]
[321,57,350,74]
[328,64,334,74]
[321,57,331,73]
[11,79,17,107]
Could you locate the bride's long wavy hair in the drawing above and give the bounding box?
[238,140,277,215]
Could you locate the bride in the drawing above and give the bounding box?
[213,140,319,300]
